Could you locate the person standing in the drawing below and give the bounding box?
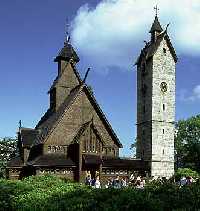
[94,176,101,188]
[85,171,92,186]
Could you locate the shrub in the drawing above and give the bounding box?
[0,175,200,210]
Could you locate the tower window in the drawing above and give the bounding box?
[163,48,167,54]
[163,129,165,134]
[163,149,165,155]
[163,104,165,111]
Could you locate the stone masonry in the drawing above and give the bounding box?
[136,15,177,178]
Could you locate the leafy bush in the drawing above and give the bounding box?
[175,168,199,180]
[0,175,200,211]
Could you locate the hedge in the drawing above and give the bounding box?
[0,175,199,211]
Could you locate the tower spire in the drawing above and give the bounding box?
[54,18,79,64]
[150,6,163,42]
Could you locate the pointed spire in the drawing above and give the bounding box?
[149,6,163,42]
[149,15,163,33]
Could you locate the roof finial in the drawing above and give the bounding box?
[65,18,71,44]
[154,5,159,17]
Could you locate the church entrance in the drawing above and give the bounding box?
[82,154,102,179]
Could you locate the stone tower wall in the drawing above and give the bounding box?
[136,37,175,178]
[136,58,153,161]
[151,38,175,178]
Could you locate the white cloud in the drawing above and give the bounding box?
[191,85,200,101]
[71,0,200,72]
[178,85,200,102]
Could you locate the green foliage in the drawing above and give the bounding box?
[0,175,200,211]
[0,137,18,178]
[175,114,200,172]
[175,168,199,180]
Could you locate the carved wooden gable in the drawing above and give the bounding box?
[79,122,104,154]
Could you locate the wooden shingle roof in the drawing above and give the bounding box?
[54,42,80,63]
[27,154,76,167]
[102,157,150,170]
[7,157,23,168]
[149,15,163,33]
[20,128,39,147]
[34,83,122,148]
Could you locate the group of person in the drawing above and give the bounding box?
[179,176,195,186]
[85,172,101,188]
[85,171,199,189]
[85,172,146,189]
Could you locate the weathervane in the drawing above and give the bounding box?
[65,18,71,43]
[154,5,159,16]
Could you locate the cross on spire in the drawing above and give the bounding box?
[154,5,159,16]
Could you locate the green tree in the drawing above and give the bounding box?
[175,115,200,172]
[0,137,18,178]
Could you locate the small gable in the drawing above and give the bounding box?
[72,120,105,154]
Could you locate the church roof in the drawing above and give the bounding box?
[102,157,150,170]
[20,128,39,147]
[149,15,163,33]
[34,85,82,145]
[34,83,122,148]
[7,157,23,168]
[135,31,178,65]
[27,154,76,167]
[54,42,80,63]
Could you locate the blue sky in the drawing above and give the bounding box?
[0,0,199,156]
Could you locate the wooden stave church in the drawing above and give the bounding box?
[7,39,149,182]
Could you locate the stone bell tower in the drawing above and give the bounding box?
[135,12,178,178]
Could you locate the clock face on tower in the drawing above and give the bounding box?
[160,82,167,93]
